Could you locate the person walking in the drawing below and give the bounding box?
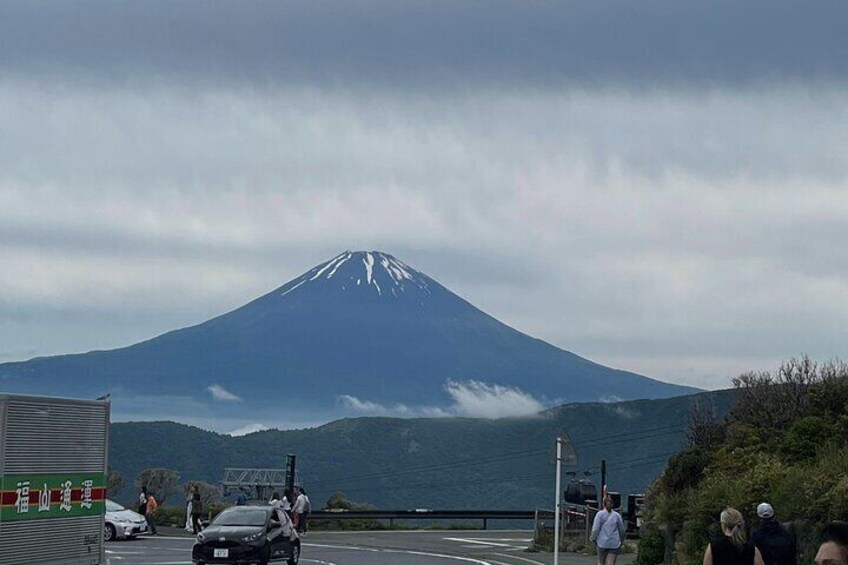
[234,488,248,506]
[142,486,158,535]
[300,489,311,534]
[752,503,796,565]
[292,488,308,534]
[138,488,148,517]
[184,488,195,532]
[703,507,764,565]
[590,496,626,565]
[191,486,204,534]
[282,490,292,516]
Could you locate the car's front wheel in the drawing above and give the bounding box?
[104,523,116,542]
[287,542,300,565]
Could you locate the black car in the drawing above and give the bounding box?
[192,505,300,565]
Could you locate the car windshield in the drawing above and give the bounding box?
[212,508,269,527]
[106,500,125,512]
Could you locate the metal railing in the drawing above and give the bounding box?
[308,509,536,530]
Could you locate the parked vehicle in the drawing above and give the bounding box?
[0,393,110,565]
[192,505,300,565]
[105,499,147,541]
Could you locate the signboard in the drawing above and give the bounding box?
[0,473,106,522]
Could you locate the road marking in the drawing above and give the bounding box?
[301,560,339,565]
[107,561,189,565]
[443,537,516,548]
[384,548,495,564]
[491,553,546,565]
[305,542,494,564]
[306,542,380,552]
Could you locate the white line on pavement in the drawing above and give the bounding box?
[443,537,516,548]
[491,552,547,565]
[305,542,495,565]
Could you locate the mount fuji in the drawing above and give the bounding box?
[0,251,697,428]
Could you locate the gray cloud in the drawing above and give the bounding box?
[1,1,846,87]
[2,82,846,388]
[0,2,846,395]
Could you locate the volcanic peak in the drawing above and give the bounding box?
[281,251,432,298]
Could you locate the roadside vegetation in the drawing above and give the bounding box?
[639,357,848,565]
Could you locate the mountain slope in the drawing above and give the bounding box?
[0,251,697,424]
[108,389,737,510]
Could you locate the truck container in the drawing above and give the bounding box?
[0,393,109,565]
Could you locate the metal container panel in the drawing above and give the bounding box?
[0,394,109,565]
[3,399,108,474]
[0,517,103,565]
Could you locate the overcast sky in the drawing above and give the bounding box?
[2,0,846,392]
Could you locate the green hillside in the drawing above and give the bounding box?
[110,389,735,510]
[641,358,848,565]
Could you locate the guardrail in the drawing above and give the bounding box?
[309,509,536,530]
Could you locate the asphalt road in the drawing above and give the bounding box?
[105,530,637,565]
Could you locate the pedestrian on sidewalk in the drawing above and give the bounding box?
[590,496,626,565]
[142,486,158,536]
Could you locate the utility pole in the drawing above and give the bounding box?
[553,437,563,565]
[285,454,297,499]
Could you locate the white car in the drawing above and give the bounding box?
[105,499,148,541]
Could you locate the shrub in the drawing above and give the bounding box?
[636,527,665,565]
[155,506,186,528]
[660,449,710,494]
[780,416,834,463]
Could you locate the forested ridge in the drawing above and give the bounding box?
[110,390,736,512]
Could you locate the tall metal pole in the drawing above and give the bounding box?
[554,437,562,565]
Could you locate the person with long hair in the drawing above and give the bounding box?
[704,508,765,565]
[591,496,626,565]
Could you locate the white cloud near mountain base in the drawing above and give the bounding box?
[444,380,545,418]
[207,384,242,402]
[339,380,544,419]
[228,423,269,436]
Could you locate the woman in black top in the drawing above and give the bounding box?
[704,508,765,565]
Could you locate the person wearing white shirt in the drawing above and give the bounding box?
[591,496,626,565]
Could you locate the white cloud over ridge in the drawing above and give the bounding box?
[445,380,545,418]
[339,380,544,419]
[228,423,269,436]
[207,384,242,402]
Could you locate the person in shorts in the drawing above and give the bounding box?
[590,496,626,565]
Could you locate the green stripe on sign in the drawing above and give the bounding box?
[1,473,106,522]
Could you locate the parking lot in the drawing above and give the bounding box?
[105,529,635,565]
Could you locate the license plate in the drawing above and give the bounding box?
[214,549,229,558]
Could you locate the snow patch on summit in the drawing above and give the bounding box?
[363,253,375,284]
[279,251,434,299]
[311,252,348,281]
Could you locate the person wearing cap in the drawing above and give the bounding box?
[752,503,796,565]
[815,521,848,565]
